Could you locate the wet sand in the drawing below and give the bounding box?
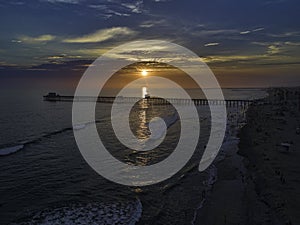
[195,87,300,225]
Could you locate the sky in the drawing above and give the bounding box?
[0,0,300,88]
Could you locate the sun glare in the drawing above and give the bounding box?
[141,70,148,76]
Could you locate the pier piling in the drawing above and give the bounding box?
[43,92,255,108]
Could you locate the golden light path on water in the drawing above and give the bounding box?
[141,70,149,98]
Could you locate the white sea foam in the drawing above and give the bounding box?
[16,199,142,225]
[190,106,248,225]
[148,112,179,140]
[0,145,24,156]
[190,164,217,225]
[73,124,87,130]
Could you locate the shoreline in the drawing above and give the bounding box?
[238,87,300,225]
[189,102,249,225]
[194,87,300,225]
[193,103,250,225]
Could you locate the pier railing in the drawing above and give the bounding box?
[43,93,255,107]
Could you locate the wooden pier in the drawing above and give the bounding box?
[43,92,255,107]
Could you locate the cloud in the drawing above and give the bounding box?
[251,41,279,46]
[29,59,93,71]
[263,0,288,5]
[88,4,132,18]
[153,0,172,2]
[75,40,185,63]
[121,1,143,14]
[267,45,281,54]
[252,28,265,32]
[202,54,300,68]
[19,34,56,43]
[202,39,300,66]
[240,31,251,35]
[45,54,82,60]
[240,27,265,35]
[251,41,300,58]
[139,23,154,28]
[11,39,22,43]
[63,27,137,43]
[202,55,265,64]
[88,4,107,10]
[204,42,220,47]
[192,26,265,38]
[191,29,239,39]
[106,10,130,17]
[268,31,300,38]
[285,41,300,46]
[41,0,81,4]
[139,19,168,28]
[86,1,144,19]
[9,1,25,5]
[75,48,111,56]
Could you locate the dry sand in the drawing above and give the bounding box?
[195,87,300,225]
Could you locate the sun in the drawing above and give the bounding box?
[141,70,148,76]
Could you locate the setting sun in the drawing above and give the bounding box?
[141,70,148,76]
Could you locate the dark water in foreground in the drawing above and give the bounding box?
[0,89,266,225]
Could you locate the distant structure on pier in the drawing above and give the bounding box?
[142,87,150,99]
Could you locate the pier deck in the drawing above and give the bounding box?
[43,93,256,107]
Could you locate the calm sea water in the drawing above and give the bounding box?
[0,88,266,225]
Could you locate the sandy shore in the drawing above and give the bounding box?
[195,87,300,225]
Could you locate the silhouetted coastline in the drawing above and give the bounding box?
[195,87,300,225]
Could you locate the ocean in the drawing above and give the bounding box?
[0,88,267,225]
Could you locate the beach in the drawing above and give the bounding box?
[195,87,300,225]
